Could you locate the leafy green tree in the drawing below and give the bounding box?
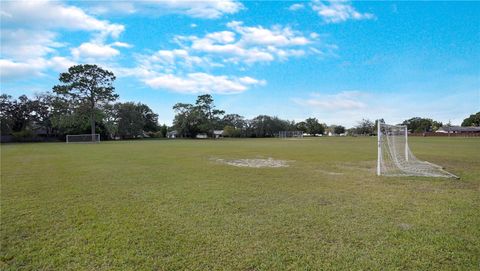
[221,114,246,137]
[116,102,145,139]
[0,94,15,134]
[12,95,34,131]
[138,103,159,132]
[172,103,201,138]
[461,112,480,126]
[172,95,224,138]
[222,114,246,129]
[305,117,324,136]
[402,117,442,133]
[246,115,295,137]
[105,102,159,139]
[223,125,241,137]
[334,125,345,134]
[102,104,119,139]
[355,119,375,135]
[296,121,307,133]
[159,124,168,138]
[53,102,97,136]
[53,64,118,141]
[195,94,225,135]
[250,115,288,137]
[0,94,43,134]
[32,93,59,137]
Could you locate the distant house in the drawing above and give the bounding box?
[196,133,208,139]
[436,126,480,134]
[166,131,178,139]
[213,130,224,139]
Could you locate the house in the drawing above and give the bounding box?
[213,130,224,139]
[166,130,178,139]
[436,126,480,134]
[196,133,208,139]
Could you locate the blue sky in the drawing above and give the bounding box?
[1,0,479,127]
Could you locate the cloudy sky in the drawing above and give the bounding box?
[1,0,479,126]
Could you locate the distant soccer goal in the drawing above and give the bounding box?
[278,131,304,139]
[377,120,457,178]
[66,134,100,143]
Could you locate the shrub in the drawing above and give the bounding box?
[12,130,35,141]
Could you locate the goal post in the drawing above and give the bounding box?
[278,131,304,139]
[66,134,100,143]
[377,120,458,178]
[377,120,381,176]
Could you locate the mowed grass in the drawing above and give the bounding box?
[1,137,479,270]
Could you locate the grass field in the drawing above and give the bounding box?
[1,137,479,270]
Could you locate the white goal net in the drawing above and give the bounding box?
[66,134,100,143]
[377,121,457,178]
[278,131,304,139]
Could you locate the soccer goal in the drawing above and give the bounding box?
[278,131,304,139]
[377,120,458,178]
[66,134,100,143]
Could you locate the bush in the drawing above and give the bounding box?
[12,130,35,141]
[147,131,164,138]
[223,126,242,137]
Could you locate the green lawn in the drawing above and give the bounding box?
[1,137,479,270]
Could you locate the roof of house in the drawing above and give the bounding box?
[436,126,480,132]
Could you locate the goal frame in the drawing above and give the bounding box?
[278,131,304,139]
[66,134,101,143]
[376,120,458,178]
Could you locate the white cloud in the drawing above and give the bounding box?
[0,0,126,80]
[311,0,375,23]
[176,0,243,19]
[122,21,331,93]
[87,2,137,16]
[48,56,77,72]
[205,31,237,44]
[294,91,367,110]
[0,57,77,81]
[176,21,318,65]
[83,0,243,19]
[121,48,265,94]
[0,59,44,80]
[289,3,305,11]
[144,73,265,94]
[1,0,124,38]
[71,41,132,60]
[71,43,120,60]
[135,48,215,75]
[227,21,310,47]
[0,29,62,61]
[111,41,133,48]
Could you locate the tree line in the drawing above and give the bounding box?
[1,64,478,142]
[172,94,341,138]
[1,65,163,141]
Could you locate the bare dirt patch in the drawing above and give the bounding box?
[398,223,413,230]
[315,169,344,176]
[214,158,291,168]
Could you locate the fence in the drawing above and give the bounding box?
[410,132,480,137]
